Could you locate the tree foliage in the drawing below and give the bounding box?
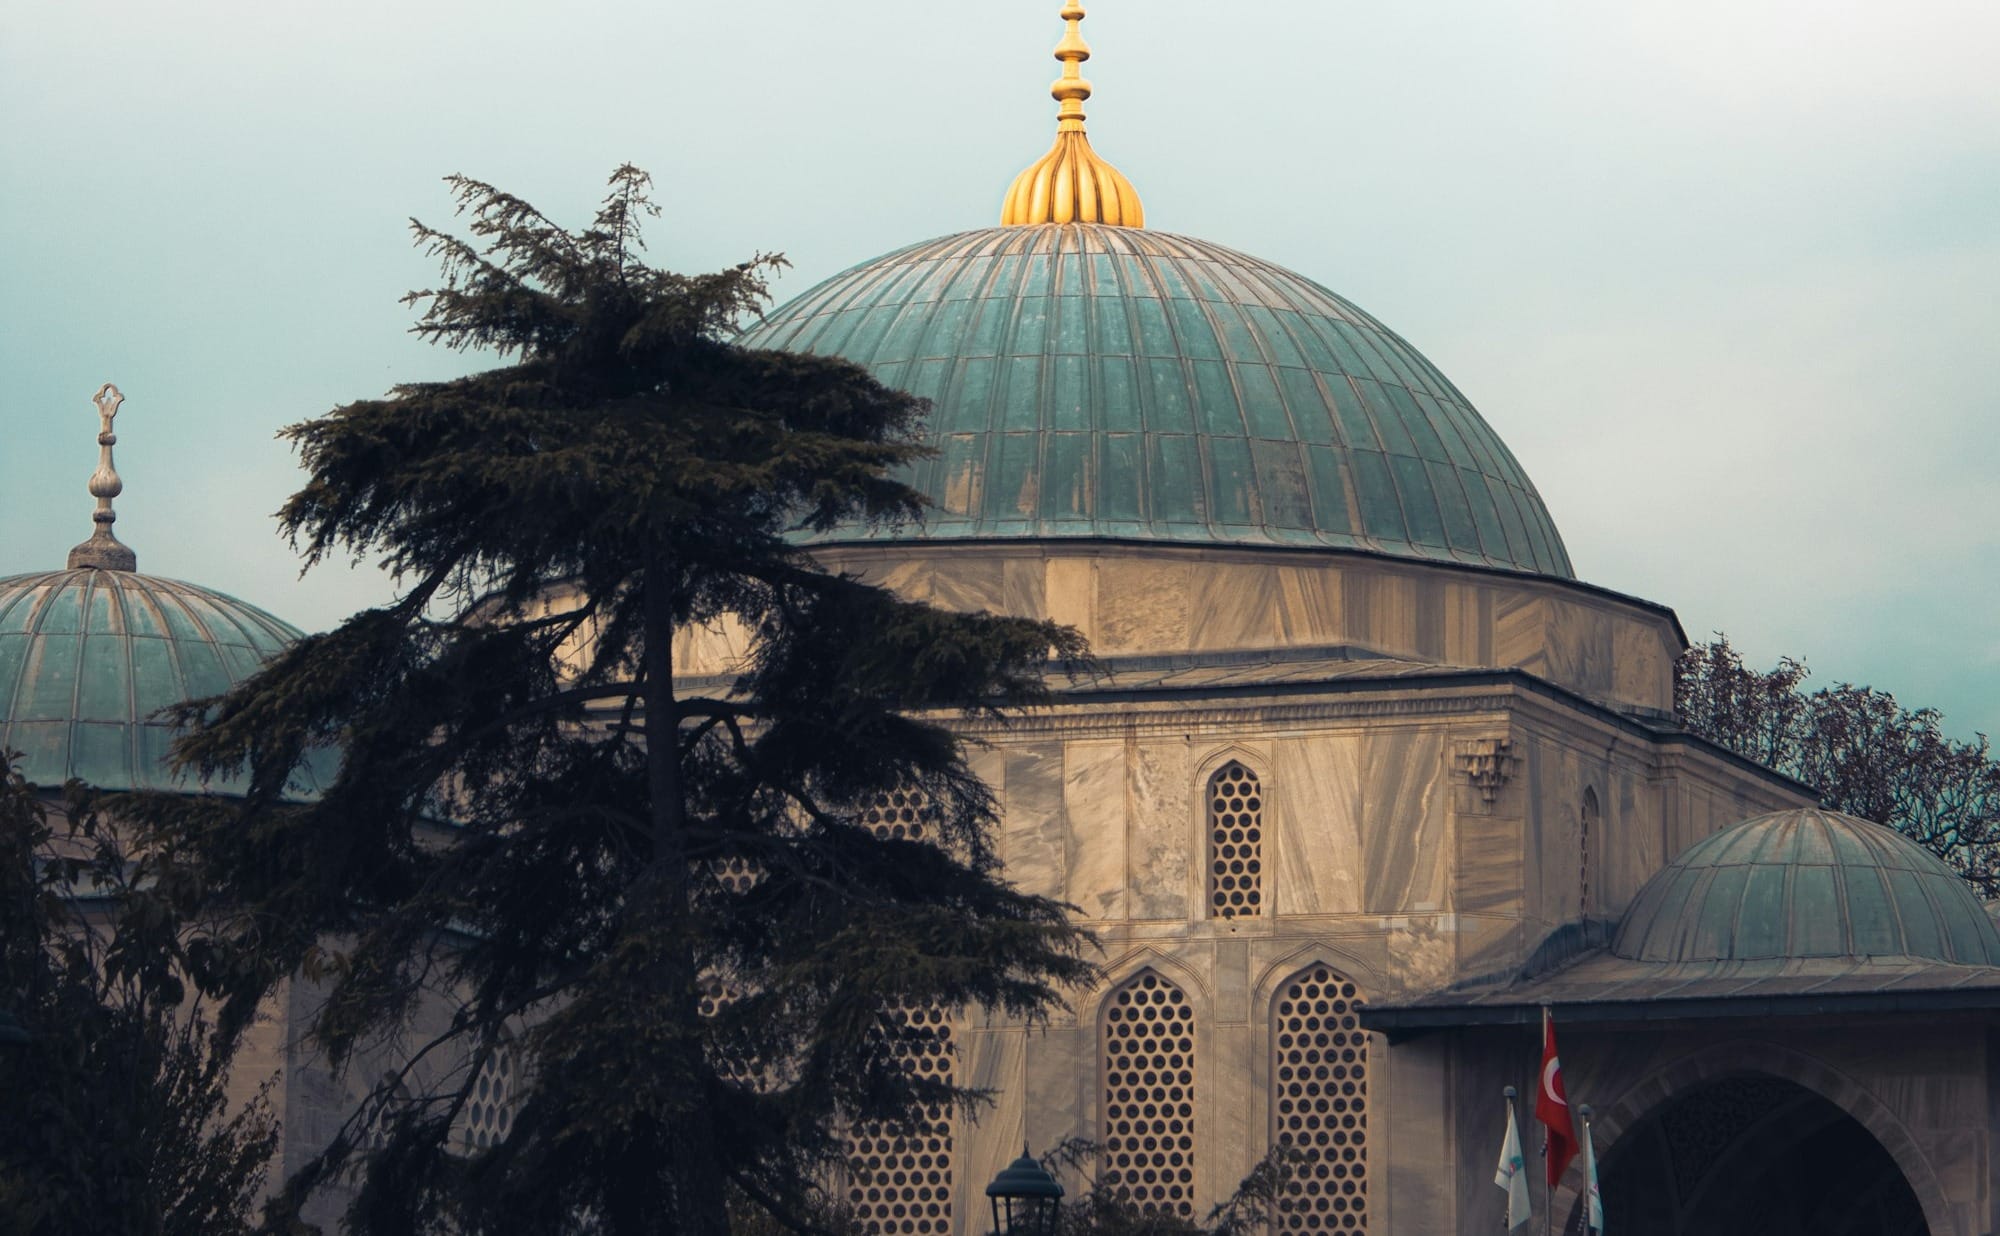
[1035,1140,1306,1236]
[132,166,1095,1235]
[1677,636,2000,892]
[0,753,279,1236]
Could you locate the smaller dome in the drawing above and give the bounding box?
[1614,808,2000,966]
[0,569,302,793]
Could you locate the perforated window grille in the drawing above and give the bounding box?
[455,1035,519,1154]
[1207,762,1265,918]
[862,787,935,841]
[846,1003,956,1235]
[713,855,764,895]
[1102,972,1196,1218]
[357,1076,407,1153]
[1272,967,1366,1231]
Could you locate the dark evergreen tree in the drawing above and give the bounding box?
[1677,636,2000,891]
[135,166,1095,1235]
[0,753,280,1236]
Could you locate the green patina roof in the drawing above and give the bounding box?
[740,224,1572,577]
[0,569,302,794]
[1613,808,2000,966]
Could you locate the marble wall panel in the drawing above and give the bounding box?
[886,556,1008,615]
[1439,581,1496,672]
[1128,739,1193,920]
[1094,558,1191,652]
[1001,556,1047,620]
[1344,568,1422,660]
[1380,1034,1459,1234]
[1001,744,1068,902]
[1492,592,1550,682]
[1043,558,1096,644]
[956,1025,1025,1234]
[1272,735,1366,916]
[1613,617,1675,713]
[1360,730,1449,915]
[1189,562,1284,651]
[1063,739,1129,920]
[672,615,753,678]
[1454,811,1523,920]
[1272,563,1343,645]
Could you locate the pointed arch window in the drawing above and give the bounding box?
[1207,761,1265,918]
[1272,966,1367,1231]
[453,1031,520,1154]
[845,1002,956,1235]
[1102,971,1196,1218]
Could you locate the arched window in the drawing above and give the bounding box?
[1102,971,1196,1218]
[1206,761,1265,918]
[845,1003,956,1236]
[1580,787,1600,919]
[454,1032,519,1154]
[1272,965,1367,1231]
[357,1074,409,1153]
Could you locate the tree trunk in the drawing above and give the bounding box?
[642,563,731,1236]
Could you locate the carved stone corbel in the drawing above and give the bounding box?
[1454,736,1518,808]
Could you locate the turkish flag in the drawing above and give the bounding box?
[1535,1007,1578,1187]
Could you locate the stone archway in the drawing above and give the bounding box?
[1586,1074,1926,1235]
[1563,1040,1956,1236]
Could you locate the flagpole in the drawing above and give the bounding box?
[1579,1104,1596,1236]
[1541,1009,1553,1236]
[1503,1086,1518,1231]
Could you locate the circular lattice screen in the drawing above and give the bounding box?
[862,787,934,842]
[847,1003,956,1235]
[1102,972,1196,1218]
[1208,762,1264,918]
[1273,967,1366,1231]
[456,1036,518,1153]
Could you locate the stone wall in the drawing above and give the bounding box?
[943,675,1806,1231]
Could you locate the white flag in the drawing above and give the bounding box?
[1583,1118,1604,1233]
[1494,1102,1532,1229]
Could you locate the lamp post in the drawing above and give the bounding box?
[985,1144,1065,1236]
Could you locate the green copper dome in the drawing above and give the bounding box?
[0,569,301,794]
[741,224,1572,576]
[1613,808,2000,966]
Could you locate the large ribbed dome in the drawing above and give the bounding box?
[1613,808,2000,966]
[0,569,301,793]
[741,224,1572,577]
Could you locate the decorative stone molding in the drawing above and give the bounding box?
[1454,736,1518,806]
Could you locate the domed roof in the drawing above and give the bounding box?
[0,569,302,793]
[740,224,1573,577]
[1613,808,2000,966]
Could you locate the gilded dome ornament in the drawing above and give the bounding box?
[67,382,138,572]
[1001,4,1145,228]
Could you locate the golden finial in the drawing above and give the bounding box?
[1001,3,1145,228]
[67,383,137,572]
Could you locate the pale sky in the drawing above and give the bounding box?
[4,0,1996,738]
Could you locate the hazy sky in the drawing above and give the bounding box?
[4,1,1996,737]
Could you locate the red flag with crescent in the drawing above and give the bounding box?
[1535,1006,1577,1187]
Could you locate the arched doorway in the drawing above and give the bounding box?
[1595,1074,1927,1236]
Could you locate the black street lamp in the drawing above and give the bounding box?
[985,1145,1065,1236]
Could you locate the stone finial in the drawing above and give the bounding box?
[66,383,137,572]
